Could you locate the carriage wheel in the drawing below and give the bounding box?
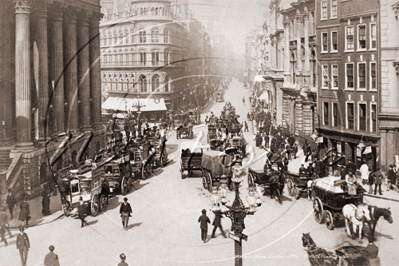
[121,176,128,195]
[287,179,294,196]
[91,194,100,216]
[294,186,301,200]
[62,204,71,217]
[313,197,325,224]
[248,173,255,187]
[207,173,213,192]
[99,194,107,212]
[202,174,208,190]
[325,210,334,230]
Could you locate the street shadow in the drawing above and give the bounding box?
[85,220,98,226]
[164,159,176,167]
[127,222,142,230]
[166,144,179,154]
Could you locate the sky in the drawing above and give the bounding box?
[185,0,271,54]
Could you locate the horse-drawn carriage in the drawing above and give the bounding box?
[126,140,154,180]
[176,124,194,139]
[229,136,246,157]
[180,142,210,179]
[312,176,365,233]
[201,151,235,192]
[188,108,201,125]
[152,138,168,167]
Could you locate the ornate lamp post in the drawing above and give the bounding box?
[211,175,261,266]
[132,98,146,138]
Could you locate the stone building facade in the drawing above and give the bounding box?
[0,0,104,200]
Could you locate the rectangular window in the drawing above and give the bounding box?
[346,26,354,50]
[321,0,327,19]
[347,102,354,129]
[322,33,328,52]
[370,23,377,49]
[359,103,366,130]
[371,104,377,132]
[322,65,329,88]
[370,62,376,90]
[331,32,338,52]
[333,103,339,127]
[358,63,366,89]
[358,25,366,50]
[324,102,329,125]
[332,65,338,88]
[331,0,337,18]
[346,63,354,89]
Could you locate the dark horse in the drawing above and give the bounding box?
[365,205,393,241]
[302,233,338,266]
[269,170,285,204]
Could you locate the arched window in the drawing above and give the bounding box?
[164,50,169,65]
[140,51,146,66]
[164,75,170,92]
[152,28,159,43]
[152,75,160,92]
[291,52,296,84]
[140,75,147,92]
[155,7,159,15]
[139,30,146,43]
[311,50,317,87]
[164,30,169,43]
[152,51,159,66]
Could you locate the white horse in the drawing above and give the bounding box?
[342,204,371,243]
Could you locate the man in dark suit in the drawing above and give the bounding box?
[6,189,16,220]
[198,209,210,243]
[16,226,30,266]
[211,205,226,238]
[303,141,312,162]
[100,179,110,204]
[78,197,88,228]
[119,197,132,231]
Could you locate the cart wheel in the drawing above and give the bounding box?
[313,197,325,224]
[325,210,334,230]
[202,175,208,190]
[99,194,107,212]
[62,204,71,217]
[91,194,100,216]
[287,179,294,196]
[294,186,301,199]
[121,176,128,195]
[207,173,213,192]
[248,173,255,187]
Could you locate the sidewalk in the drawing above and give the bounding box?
[6,193,64,230]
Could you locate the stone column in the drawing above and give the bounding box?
[295,10,302,84]
[283,18,291,85]
[303,7,310,86]
[272,35,277,70]
[380,129,387,171]
[63,6,79,132]
[295,96,303,133]
[302,100,312,135]
[77,10,91,131]
[387,130,396,168]
[48,3,65,135]
[0,1,15,146]
[31,3,49,141]
[15,0,32,147]
[89,12,103,129]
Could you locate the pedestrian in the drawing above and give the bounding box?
[292,143,298,159]
[18,197,30,228]
[360,160,370,186]
[211,204,226,238]
[368,169,375,194]
[119,197,132,231]
[303,140,312,162]
[372,168,383,196]
[346,160,356,176]
[42,184,51,215]
[118,253,129,266]
[77,197,88,228]
[0,208,12,246]
[100,178,110,204]
[387,164,396,191]
[244,121,249,132]
[44,245,60,266]
[198,209,210,243]
[6,189,16,220]
[16,226,30,266]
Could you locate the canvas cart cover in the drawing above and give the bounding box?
[313,176,345,193]
[201,151,233,176]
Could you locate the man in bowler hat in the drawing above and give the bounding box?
[119,197,132,231]
[198,209,210,243]
[16,226,30,266]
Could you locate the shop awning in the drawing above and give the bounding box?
[102,97,167,112]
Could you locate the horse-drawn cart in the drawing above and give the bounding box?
[312,176,364,231]
[201,151,234,192]
[180,142,210,179]
[176,125,193,139]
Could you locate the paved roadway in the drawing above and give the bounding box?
[1,79,398,266]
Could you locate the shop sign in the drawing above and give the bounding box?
[363,146,372,154]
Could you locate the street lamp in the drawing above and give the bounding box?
[211,174,261,266]
[132,98,146,138]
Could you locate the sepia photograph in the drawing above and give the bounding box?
[0,0,398,265]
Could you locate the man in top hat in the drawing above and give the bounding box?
[44,245,60,266]
[198,209,210,243]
